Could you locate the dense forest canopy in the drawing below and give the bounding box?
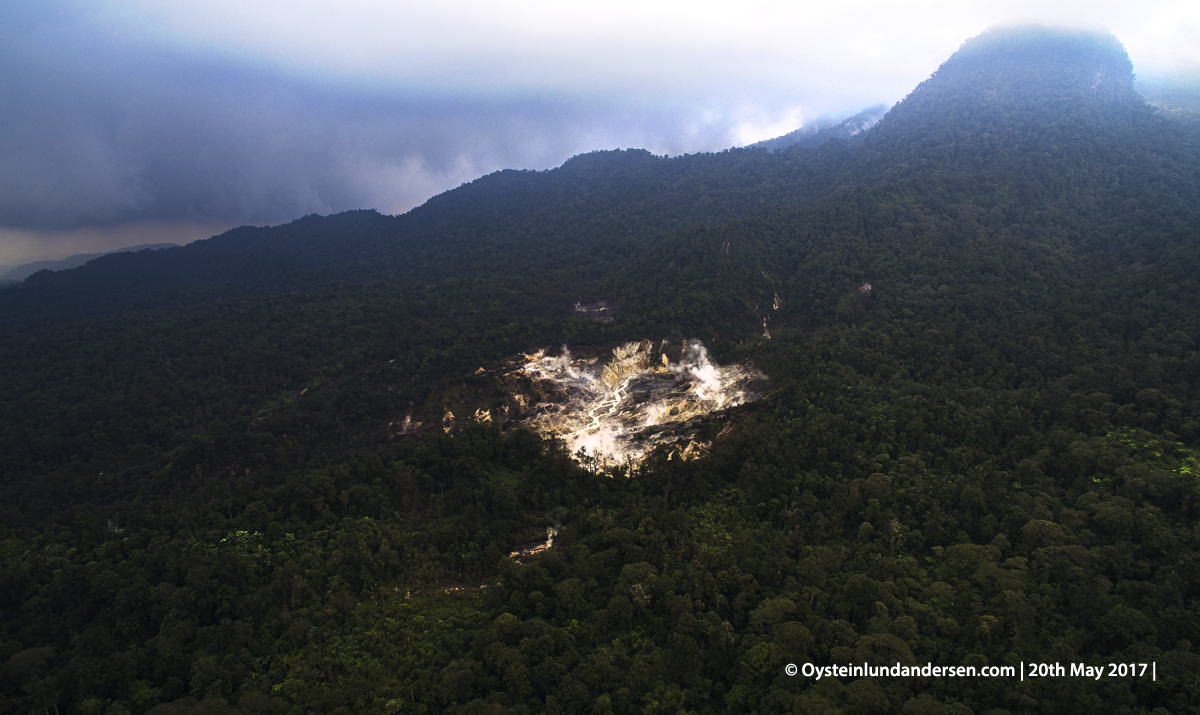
[2,26,1200,715]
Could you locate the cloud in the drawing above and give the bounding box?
[0,222,225,269]
[0,4,774,242]
[1,0,1196,262]
[109,0,1199,92]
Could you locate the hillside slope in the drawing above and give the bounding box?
[1,27,1199,715]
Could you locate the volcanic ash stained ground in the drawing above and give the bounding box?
[517,340,763,466]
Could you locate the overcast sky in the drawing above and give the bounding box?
[2,0,1197,265]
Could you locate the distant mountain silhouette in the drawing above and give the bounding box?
[0,243,179,282]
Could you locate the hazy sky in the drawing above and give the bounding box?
[2,0,1197,264]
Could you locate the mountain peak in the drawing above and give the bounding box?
[940,25,1136,101]
[855,26,1151,190]
[890,25,1141,122]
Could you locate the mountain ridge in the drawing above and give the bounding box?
[0,243,179,283]
[4,26,1191,319]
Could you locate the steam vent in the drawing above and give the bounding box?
[515,340,763,467]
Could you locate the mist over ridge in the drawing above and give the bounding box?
[6,24,1195,308]
[3,0,1197,265]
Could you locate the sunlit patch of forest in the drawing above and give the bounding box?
[1,27,1199,715]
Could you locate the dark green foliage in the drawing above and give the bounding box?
[2,26,1200,714]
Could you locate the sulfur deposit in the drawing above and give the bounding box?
[516,340,761,467]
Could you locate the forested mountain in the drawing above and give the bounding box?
[2,26,1200,715]
[4,142,853,316]
[0,244,179,284]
